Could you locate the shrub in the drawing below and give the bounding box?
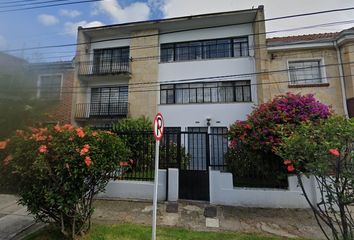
[276,117,354,240]
[2,124,129,239]
[226,93,331,188]
[228,92,332,152]
[112,117,154,172]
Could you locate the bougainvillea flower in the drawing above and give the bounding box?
[76,128,85,138]
[287,165,295,172]
[92,131,98,137]
[63,124,74,131]
[328,148,340,157]
[39,145,48,153]
[283,160,292,165]
[84,156,92,167]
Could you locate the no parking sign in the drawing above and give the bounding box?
[153,112,164,141]
[152,112,164,240]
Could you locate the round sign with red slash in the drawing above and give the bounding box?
[153,112,164,141]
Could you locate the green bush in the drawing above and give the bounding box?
[2,124,129,239]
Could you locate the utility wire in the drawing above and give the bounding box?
[6,59,354,91]
[0,0,104,13]
[3,6,354,52]
[1,73,353,95]
[0,0,86,9]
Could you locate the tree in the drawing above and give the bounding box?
[276,117,354,240]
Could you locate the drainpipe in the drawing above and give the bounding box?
[334,41,349,118]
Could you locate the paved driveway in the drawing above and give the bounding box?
[0,194,35,240]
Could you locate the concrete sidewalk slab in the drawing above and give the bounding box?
[0,194,35,240]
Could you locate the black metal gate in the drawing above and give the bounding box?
[179,128,210,201]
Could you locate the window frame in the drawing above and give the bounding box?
[93,46,130,74]
[160,80,252,105]
[160,36,249,63]
[287,58,327,86]
[37,73,63,100]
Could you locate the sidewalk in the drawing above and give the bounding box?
[92,199,326,239]
[0,194,326,240]
[0,194,35,240]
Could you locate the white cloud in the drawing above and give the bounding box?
[64,20,104,36]
[0,35,7,49]
[37,14,59,26]
[59,9,81,18]
[97,0,150,23]
[159,0,354,37]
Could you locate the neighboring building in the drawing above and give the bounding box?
[266,29,354,117]
[30,61,75,124]
[73,6,266,129]
[0,52,28,99]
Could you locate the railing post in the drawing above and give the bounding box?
[176,132,181,169]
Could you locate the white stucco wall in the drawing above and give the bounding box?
[159,102,254,129]
[98,169,180,202]
[210,170,318,208]
[158,24,257,128]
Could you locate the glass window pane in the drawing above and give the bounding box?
[217,39,231,58]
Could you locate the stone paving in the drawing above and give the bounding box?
[0,194,35,240]
[93,199,326,239]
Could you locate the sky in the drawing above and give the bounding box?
[0,0,353,63]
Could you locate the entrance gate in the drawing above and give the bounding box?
[162,128,228,201]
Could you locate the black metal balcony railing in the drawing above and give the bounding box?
[75,102,128,119]
[78,61,130,76]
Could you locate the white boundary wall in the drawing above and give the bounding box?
[210,170,319,208]
[98,169,179,201]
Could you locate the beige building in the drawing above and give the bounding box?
[266,29,354,117]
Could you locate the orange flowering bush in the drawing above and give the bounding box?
[1,124,128,239]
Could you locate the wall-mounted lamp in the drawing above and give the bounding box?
[206,117,211,126]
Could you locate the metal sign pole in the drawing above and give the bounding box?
[152,139,160,240]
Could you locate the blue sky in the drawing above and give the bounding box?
[0,0,353,63]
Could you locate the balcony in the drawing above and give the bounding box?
[75,102,128,120]
[77,61,130,76]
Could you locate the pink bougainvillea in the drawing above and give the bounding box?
[228,93,332,152]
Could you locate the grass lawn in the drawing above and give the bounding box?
[25,223,285,240]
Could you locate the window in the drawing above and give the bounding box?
[38,74,62,100]
[160,37,249,63]
[288,60,323,85]
[160,80,251,104]
[90,86,128,116]
[93,47,129,74]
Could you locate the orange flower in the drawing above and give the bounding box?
[0,141,8,150]
[63,124,74,131]
[329,148,340,157]
[287,165,295,172]
[80,144,90,156]
[283,160,292,165]
[3,155,13,166]
[54,124,63,133]
[39,145,48,153]
[76,128,85,138]
[92,131,98,137]
[119,161,129,167]
[84,156,92,167]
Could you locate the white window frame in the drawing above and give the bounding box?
[287,58,327,86]
[37,73,63,100]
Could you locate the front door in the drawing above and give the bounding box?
[179,128,210,201]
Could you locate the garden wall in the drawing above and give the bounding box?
[210,170,319,208]
[97,169,179,202]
